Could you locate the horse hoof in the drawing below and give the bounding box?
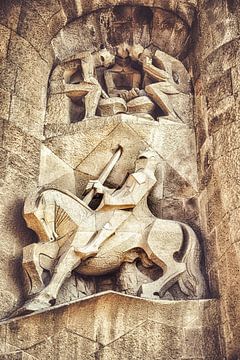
[138,284,159,300]
[8,298,52,318]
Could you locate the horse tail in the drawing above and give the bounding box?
[178,223,207,299]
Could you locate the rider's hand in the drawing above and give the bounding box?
[86,180,104,194]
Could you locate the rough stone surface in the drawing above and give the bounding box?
[0,0,239,358]
[193,1,240,358]
[0,293,222,360]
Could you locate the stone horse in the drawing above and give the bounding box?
[21,184,206,312]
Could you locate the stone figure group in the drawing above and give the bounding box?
[64,43,192,122]
[10,42,206,317]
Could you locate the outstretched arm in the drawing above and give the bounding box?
[86,171,151,210]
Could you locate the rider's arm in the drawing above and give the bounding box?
[97,172,151,210]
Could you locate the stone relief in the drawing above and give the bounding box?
[16,148,206,315]
[63,43,192,123]
[7,3,204,317]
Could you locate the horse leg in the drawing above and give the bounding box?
[117,261,143,296]
[22,242,59,296]
[22,245,83,311]
[139,258,186,299]
[138,219,188,299]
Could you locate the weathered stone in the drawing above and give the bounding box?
[8,32,50,73]
[9,96,45,138]
[151,8,189,58]
[0,89,11,121]
[0,293,221,359]
[0,148,9,182]
[164,164,196,199]
[206,176,224,233]
[208,104,236,135]
[44,117,120,168]
[197,1,239,59]
[30,0,62,24]
[0,25,11,60]
[0,1,239,358]
[206,69,233,109]
[46,8,68,38]
[213,120,240,160]
[17,3,52,61]
[39,145,76,194]
[0,59,18,92]
[201,37,240,82]
[0,0,22,31]
[14,68,48,112]
[45,94,70,125]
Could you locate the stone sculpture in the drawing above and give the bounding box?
[18,148,206,314]
[64,48,115,119]
[63,43,192,122]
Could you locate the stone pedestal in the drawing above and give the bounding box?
[0,292,223,359]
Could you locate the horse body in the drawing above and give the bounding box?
[23,188,206,300]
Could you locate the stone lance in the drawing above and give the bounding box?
[82,145,123,205]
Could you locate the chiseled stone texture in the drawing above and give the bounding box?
[0,0,199,319]
[0,0,239,358]
[0,292,222,360]
[193,0,240,358]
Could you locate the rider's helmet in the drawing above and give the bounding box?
[135,148,160,171]
[138,148,158,159]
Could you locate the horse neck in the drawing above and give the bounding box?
[132,194,155,219]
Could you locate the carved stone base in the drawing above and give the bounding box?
[0,292,223,360]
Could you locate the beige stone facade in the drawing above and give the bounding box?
[0,0,239,359]
[0,292,222,360]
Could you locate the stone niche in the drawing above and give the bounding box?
[0,0,226,359]
[35,2,200,305]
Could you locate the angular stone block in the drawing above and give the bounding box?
[0,292,222,359]
[39,145,76,194]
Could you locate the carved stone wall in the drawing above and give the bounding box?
[192,1,240,358]
[0,292,222,360]
[0,0,239,359]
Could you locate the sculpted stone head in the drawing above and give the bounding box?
[135,148,160,171]
[99,48,115,68]
[116,42,130,59]
[129,44,144,61]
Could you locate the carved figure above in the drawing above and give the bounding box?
[63,43,192,124]
[64,48,115,119]
[16,148,206,315]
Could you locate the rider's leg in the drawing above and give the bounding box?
[74,210,130,256]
